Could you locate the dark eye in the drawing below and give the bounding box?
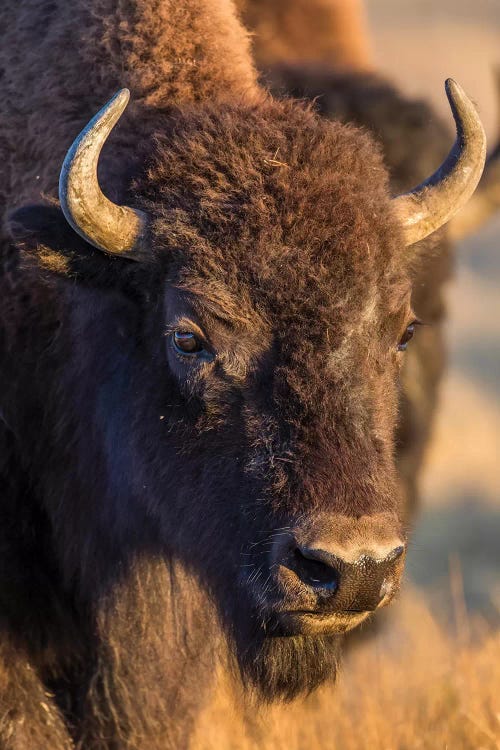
[173,331,205,355]
[398,321,419,352]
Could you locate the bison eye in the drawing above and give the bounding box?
[173,331,205,356]
[398,321,420,352]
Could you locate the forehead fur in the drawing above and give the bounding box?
[140,99,408,331]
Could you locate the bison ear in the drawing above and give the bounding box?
[6,203,120,278]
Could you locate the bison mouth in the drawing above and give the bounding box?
[230,589,346,701]
[230,562,398,697]
[270,608,371,636]
[240,558,398,639]
[231,520,404,698]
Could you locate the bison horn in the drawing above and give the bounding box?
[448,68,500,241]
[59,89,148,259]
[393,79,487,247]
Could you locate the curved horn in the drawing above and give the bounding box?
[393,79,487,247]
[59,89,148,259]
[448,68,500,241]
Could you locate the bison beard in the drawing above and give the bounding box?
[236,629,340,701]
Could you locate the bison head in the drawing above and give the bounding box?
[8,81,485,699]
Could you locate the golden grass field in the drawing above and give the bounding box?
[194,586,500,749]
[319,589,500,750]
[331,1,500,746]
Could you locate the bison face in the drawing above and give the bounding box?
[8,82,484,700]
[159,278,409,619]
[153,263,409,699]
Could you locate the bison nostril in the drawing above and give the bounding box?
[292,547,340,593]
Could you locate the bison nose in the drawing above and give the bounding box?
[278,539,405,611]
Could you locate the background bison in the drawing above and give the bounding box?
[0,0,492,748]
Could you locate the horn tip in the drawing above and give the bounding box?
[96,88,131,124]
[445,78,463,100]
[113,88,131,107]
[444,78,482,125]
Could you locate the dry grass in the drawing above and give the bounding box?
[326,590,500,750]
[194,584,500,749]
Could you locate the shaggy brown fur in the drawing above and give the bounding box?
[269,67,453,516]
[0,0,261,215]
[0,1,443,748]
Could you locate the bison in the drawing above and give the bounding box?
[0,0,487,747]
[238,0,500,518]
